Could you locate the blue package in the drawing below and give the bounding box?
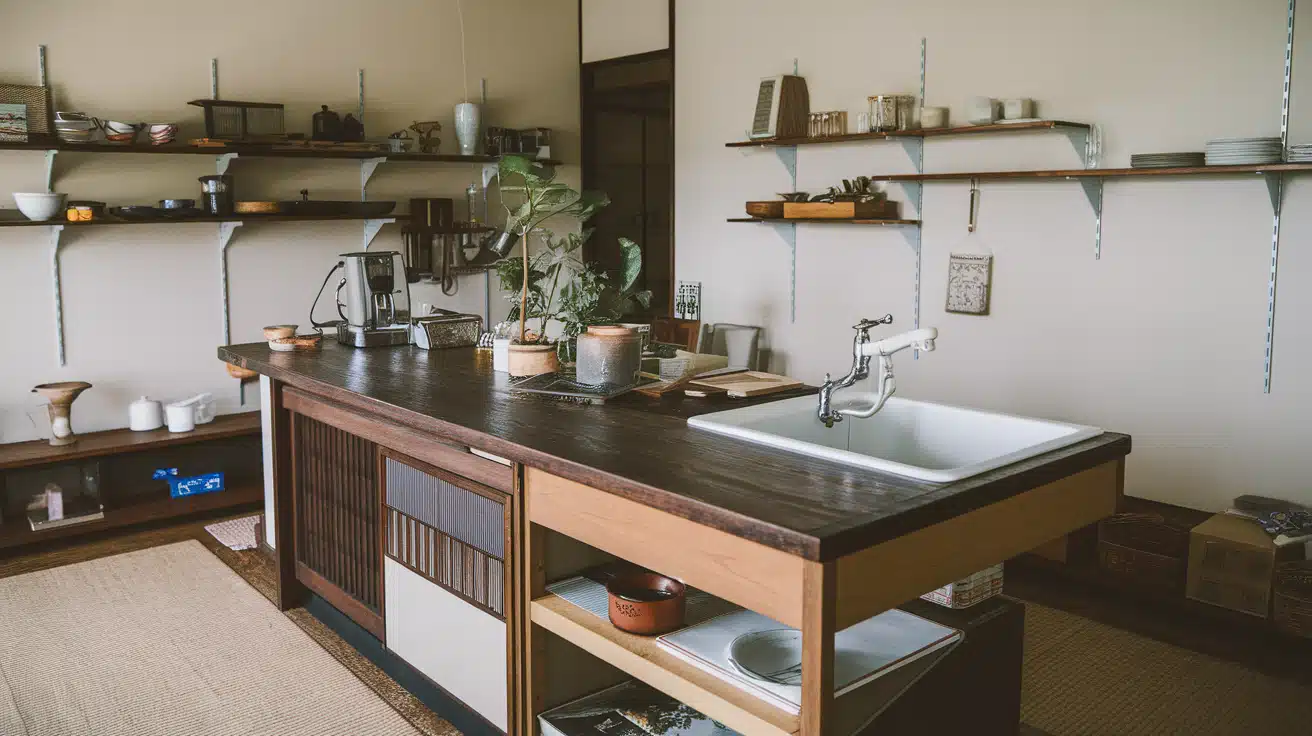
[162,471,225,498]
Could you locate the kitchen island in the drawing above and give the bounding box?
[220,341,1130,736]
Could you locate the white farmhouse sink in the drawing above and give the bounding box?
[687,394,1103,483]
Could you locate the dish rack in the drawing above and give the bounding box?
[187,99,286,141]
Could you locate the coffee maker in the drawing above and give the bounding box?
[333,251,412,347]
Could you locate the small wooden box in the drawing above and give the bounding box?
[745,201,785,219]
[783,200,899,220]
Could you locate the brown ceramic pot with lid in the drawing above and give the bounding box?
[576,325,642,386]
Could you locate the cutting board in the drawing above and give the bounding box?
[685,371,802,398]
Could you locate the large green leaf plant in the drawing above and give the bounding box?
[494,155,651,360]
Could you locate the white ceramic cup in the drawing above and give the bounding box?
[966,97,998,125]
[920,106,948,129]
[165,402,195,433]
[1002,98,1035,120]
[129,396,164,431]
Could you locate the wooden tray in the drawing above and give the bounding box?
[685,371,801,398]
[783,201,898,219]
[745,201,785,218]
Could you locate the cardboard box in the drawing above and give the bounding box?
[1185,513,1305,618]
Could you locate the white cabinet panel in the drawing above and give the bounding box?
[384,558,507,731]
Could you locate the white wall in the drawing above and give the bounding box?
[582,0,670,62]
[0,0,579,444]
[676,0,1312,512]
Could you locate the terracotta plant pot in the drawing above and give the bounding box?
[31,381,92,446]
[607,570,687,636]
[507,342,559,377]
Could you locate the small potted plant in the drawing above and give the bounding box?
[494,155,650,376]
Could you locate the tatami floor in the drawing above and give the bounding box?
[2,513,1311,736]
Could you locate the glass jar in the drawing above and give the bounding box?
[868,96,900,132]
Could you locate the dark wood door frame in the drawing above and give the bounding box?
[578,1,676,316]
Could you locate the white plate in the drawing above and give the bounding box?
[995,118,1043,124]
[727,629,802,685]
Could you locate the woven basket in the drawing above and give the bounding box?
[1273,561,1312,639]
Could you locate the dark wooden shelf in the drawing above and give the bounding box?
[725,120,1090,148]
[0,481,263,550]
[727,217,920,226]
[868,162,1312,182]
[0,140,562,166]
[0,412,260,471]
[0,212,407,228]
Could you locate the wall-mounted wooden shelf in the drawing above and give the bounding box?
[0,212,496,233]
[725,120,1090,148]
[728,217,920,226]
[0,140,562,166]
[0,411,260,472]
[868,161,1312,182]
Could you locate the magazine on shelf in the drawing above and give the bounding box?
[656,608,962,714]
[539,680,740,736]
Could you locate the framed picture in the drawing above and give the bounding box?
[0,103,28,143]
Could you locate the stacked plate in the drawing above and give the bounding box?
[1286,143,1312,162]
[1130,152,1205,169]
[1205,137,1283,166]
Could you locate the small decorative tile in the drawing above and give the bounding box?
[946,252,992,315]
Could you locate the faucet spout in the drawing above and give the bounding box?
[819,324,938,426]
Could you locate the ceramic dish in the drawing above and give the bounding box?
[606,570,686,635]
[263,324,298,340]
[727,629,804,685]
[270,334,322,352]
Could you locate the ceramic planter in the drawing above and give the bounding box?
[507,343,558,377]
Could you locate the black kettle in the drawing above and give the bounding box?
[312,105,343,141]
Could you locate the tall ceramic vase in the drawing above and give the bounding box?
[32,381,92,446]
[454,102,481,156]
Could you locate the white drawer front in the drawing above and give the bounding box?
[384,558,507,730]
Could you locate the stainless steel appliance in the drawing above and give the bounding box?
[333,251,412,347]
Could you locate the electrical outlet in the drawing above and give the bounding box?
[676,281,701,321]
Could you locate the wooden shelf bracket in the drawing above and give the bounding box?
[48,225,67,366]
[218,221,244,345]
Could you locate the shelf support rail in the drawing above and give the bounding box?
[912,37,927,352]
[1265,0,1296,394]
[44,149,57,193]
[48,225,67,367]
[363,218,395,250]
[776,144,798,323]
[216,152,237,176]
[218,221,243,346]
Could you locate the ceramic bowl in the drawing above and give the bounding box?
[13,192,67,221]
[148,123,177,145]
[263,324,298,340]
[606,570,686,635]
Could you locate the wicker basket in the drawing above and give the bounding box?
[1273,561,1312,639]
[1097,513,1194,593]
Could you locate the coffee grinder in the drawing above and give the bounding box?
[325,251,412,347]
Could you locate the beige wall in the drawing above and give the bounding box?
[582,0,669,62]
[0,0,579,443]
[676,0,1312,511]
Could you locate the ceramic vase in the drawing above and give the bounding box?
[575,325,642,386]
[454,102,481,156]
[32,381,92,446]
[507,343,559,378]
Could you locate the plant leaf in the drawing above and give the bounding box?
[617,238,643,293]
[633,290,653,308]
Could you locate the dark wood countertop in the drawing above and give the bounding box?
[220,342,1130,561]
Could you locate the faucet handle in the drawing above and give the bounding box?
[853,314,894,332]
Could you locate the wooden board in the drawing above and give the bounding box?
[686,371,802,398]
[784,201,896,220]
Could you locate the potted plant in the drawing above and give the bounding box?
[494,155,650,375]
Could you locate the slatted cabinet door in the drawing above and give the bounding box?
[289,411,385,639]
[381,449,513,732]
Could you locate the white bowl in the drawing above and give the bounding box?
[13,192,67,221]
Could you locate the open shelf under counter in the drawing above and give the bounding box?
[530,593,799,736]
[727,217,920,226]
[725,120,1091,148]
[0,481,263,551]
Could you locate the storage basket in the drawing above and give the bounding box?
[187,99,285,141]
[1273,561,1312,639]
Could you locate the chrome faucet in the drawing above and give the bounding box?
[818,318,939,428]
[817,315,893,428]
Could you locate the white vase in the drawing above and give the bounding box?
[454,102,481,156]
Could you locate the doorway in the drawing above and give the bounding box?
[581,50,673,318]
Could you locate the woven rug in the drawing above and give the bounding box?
[1023,602,1312,735]
[0,541,422,736]
[204,514,260,551]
